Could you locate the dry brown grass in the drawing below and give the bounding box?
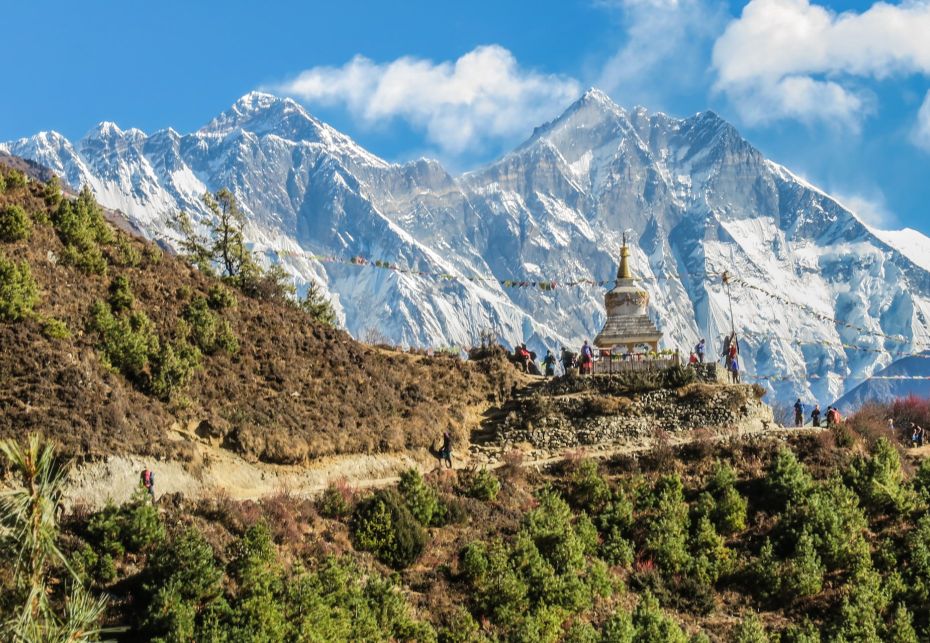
[0,166,517,464]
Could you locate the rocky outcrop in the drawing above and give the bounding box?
[492,382,773,451]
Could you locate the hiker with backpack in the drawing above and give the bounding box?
[794,399,804,427]
[543,349,557,377]
[811,404,821,427]
[695,339,706,363]
[580,340,594,375]
[141,468,155,502]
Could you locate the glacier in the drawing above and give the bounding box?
[5,87,930,409]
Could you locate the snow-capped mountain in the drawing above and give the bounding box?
[834,352,930,414]
[5,88,930,408]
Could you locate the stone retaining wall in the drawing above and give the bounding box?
[494,383,773,451]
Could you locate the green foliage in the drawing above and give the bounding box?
[207,284,237,310]
[567,459,611,513]
[0,434,107,640]
[765,447,813,510]
[904,513,930,602]
[631,592,688,643]
[183,295,238,355]
[457,467,501,502]
[53,185,113,274]
[317,482,352,519]
[398,468,442,526]
[113,235,142,267]
[352,489,427,569]
[5,168,27,189]
[708,462,747,535]
[43,175,62,208]
[689,515,732,587]
[299,281,337,327]
[0,204,32,242]
[662,363,696,389]
[732,613,768,643]
[781,529,824,598]
[601,609,635,643]
[85,490,165,564]
[39,315,71,340]
[90,299,201,400]
[596,491,635,567]
[108,275,135,312]
[0,170,6,193]
[780,476,868,570]
[437,607,483,643]
[140,528,224,640]
[846,437,915,515]
[886,604,919,643]
[226,522,286,641]
[0,251,38,321]
[642,474,691,574]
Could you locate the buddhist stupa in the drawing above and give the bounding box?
[593,235,663,353]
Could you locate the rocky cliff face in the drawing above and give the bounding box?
[5,89,930,407]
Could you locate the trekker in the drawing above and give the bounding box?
[722,334,732,367]
[794,399,804,427]
[688,351,699,366]
[516,344,532,373]
[580,340,594,375]
[695,339,706,363]
[729,356,740,383]
[543,349,556,377]
[811,404,821,428]
[440,431,453,468]
[140,468,155,502]
[560,346,575,374]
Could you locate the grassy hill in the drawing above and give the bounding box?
[0,160,515,465]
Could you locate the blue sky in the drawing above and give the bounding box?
[2,0,929,233]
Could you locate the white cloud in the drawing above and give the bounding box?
[832,189,899,229]
[915,90,930,152]
[274,45,580,156]
[712,0,930,128]
[597,0,725,105]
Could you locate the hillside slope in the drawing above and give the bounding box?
[5,90,930,411]
[0,162,515,464]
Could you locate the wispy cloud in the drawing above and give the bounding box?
[832,188,899,230]
[273,45,580,157]
[596,0,726,107]
[711,0,930,132]
[914,90,930,152]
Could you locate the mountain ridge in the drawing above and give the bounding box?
[4,89,930,408]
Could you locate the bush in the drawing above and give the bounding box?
[846,437,915,515]
[207,284,237,310]
[642,475,691,574]
[782,529,824,598]
[566,459,611,513]
[732,613,769,643]
[112,235,141,267]
[0,252,39,321]
[108,275,134,312]
[140,528,224,639]
[631,591,687,643]
[5,169,27,189]
[765,447,813,510]
[184,295,238,355]
[90,301,159,379]
[85,490,165,558]
[148,339,201,401]
[457,467,501,502]
[299,281,337,327]
[398,468,442,526]
[351,489,427,569]
[53,186,113,274]
[39,315,71,340]
[0,204,32,242]
[596,490,635,567]
[689,515,732,587]
[317,480,353,518]
[708,463,747,535]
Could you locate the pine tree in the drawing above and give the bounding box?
[299,281,337,326]
[204,188,253,280]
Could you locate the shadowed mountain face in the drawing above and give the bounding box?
[834,352,930,414]
[5,88,930,406]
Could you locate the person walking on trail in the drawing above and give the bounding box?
[811,404,821,428]
[440,431,453,468]
[560,346,575,374]
[729,356,740,383]
[695,339,706,364]
[141,468,155,502]
[580,340,595,375]
[910,423,925,448]
[543,349,557,377]
[794,399,804,427]
[515,344,532,373]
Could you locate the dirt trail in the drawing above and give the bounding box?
[61,422,821,510]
